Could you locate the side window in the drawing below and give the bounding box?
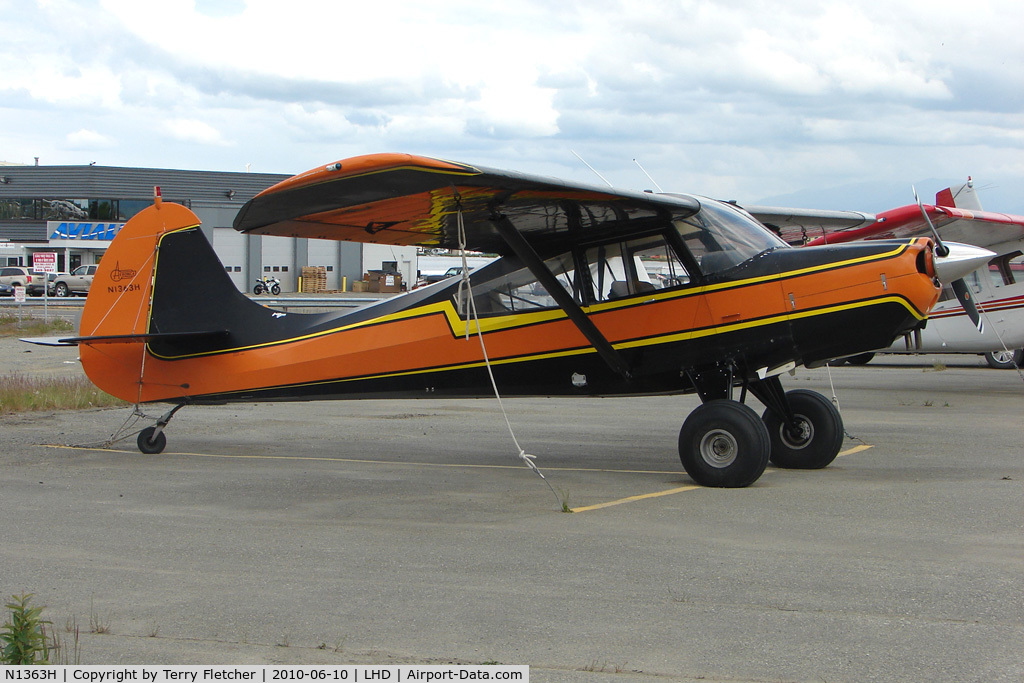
[584,233,690,302]
[88,266,98,275]
[460,252,580,317]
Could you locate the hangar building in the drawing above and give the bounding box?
[0,163,418,293]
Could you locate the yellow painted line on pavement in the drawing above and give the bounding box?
[571,443,875,513]
[570,485,701,512]
[37,443,680,475]
[837,444,873,457]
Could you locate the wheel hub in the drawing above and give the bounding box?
[780,415,814,450]
[699,429,738,468]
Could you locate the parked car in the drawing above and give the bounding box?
[35,272,66,296]
[26,270,59,296]
[53,265,97,296]
[0,282,13,297]
[417,266,470,287]
[0,266,40,291]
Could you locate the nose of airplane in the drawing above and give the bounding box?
[933,241,996,283]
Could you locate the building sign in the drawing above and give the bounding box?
[47,221,126,241]
[33,252,58,273]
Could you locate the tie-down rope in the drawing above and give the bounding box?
[455,207,563,508]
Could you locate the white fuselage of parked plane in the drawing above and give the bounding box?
[884,264,1024,355]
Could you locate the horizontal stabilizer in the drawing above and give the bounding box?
[20,336,79,347]
[24,330,230,347]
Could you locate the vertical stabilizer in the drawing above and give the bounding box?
[79,201,202,403]
[935,177,983,211]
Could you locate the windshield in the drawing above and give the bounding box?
[674,199,787,274]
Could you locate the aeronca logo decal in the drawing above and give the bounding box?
[48,222,126,240]
[107,262,141,294]
[109,262,137,282]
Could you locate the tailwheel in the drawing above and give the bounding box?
[678,400,770,488]
[134,403,185,454]
[137,426,167,454]
[761,389,843,469]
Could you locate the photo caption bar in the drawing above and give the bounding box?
[0,666,528,683]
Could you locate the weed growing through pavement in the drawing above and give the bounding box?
[1,593,80,664]
[558,487,573,513]
[1,593,52,664]
[88,598,112,635]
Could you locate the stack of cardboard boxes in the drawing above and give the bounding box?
[364,270,403,293]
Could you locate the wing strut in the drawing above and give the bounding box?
[491,216,632,380]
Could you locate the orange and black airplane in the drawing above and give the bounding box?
[50,153,992,487]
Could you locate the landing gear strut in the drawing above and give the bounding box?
[136,403,185,454]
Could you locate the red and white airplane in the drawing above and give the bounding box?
[746,178,1024,368]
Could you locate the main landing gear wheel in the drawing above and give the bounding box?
[678,400,770,488]
[137,426,167,454]
[984,349,1022,369]
[761,389,843,469]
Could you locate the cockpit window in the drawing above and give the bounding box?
[675,199,787,274]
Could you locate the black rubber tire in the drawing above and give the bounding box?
[843,352,875,366]
[678,400,770,488]
[984,349,1022,370]
[762,389,844,469]
[270,284,281,295]
[137,426,167,454]
[54,282,70,297]
[253,283,264,295]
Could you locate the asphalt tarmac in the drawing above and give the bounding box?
[2,337,1022,681]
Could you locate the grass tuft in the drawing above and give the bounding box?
[0,373,126,414]
[0,313,74,338]
[1,593,52,664]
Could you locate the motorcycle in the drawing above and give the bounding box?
[253,276,281,295]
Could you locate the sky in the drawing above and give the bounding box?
[1,0,1022,212]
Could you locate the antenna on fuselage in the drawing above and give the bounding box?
[633,158,664,193]
[571,150,613,188]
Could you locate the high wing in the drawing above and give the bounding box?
[234,153,702,253]
[741,205,875,246]
[741,179,1024,252]
[802,203,1024,251]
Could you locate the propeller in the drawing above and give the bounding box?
[951,277,984,334]
[914,187,991,333]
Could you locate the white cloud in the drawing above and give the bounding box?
[164,119,229,146]
[66,129,115,149]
